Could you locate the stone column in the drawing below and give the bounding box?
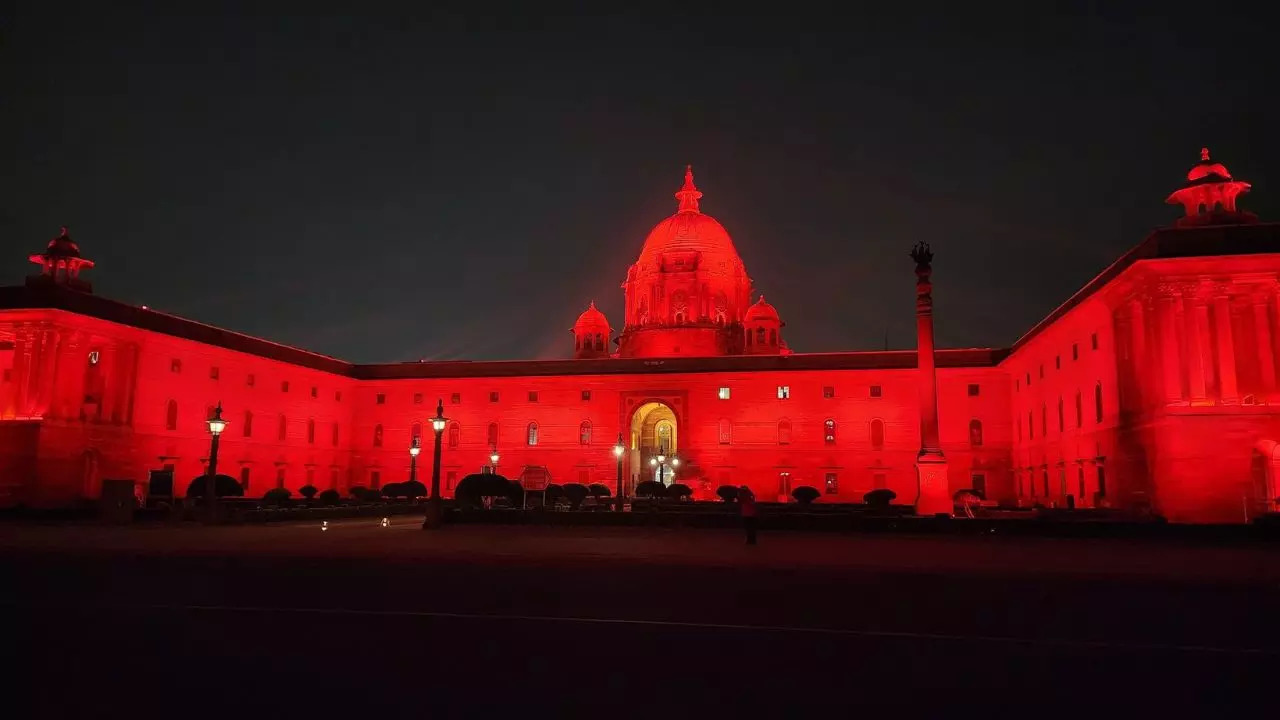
[1157,292,1184,403]
[910,242,950,517]
[1182,291,1209,402]
[1253,293,1276,393]
[1213,293,1239,402]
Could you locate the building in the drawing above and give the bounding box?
[2,152,1278,522]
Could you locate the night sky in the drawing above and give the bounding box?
[4,3,1276,363]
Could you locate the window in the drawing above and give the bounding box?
[578,469,590,485]
[778,419,792,445]
[276,468,286,489]
[581,390,591,401]
[1095,383,1103,423]
[330,468,340,490]
[1028,412,1034,440]
[870,385,882,398]
[490,391,499,403]
[306,468,315,487]
[247,374,255,387]
[332,423,339,446]
[873,473,887,490]
[1077,466,1085,501]
[718,419,732,444]
[1096,465,1107,497]
[825,473,839,495]
[1075,391,1083,428]
[870,419,885,450]
[239,467,250,493]
[823,386,835,398]
[718,387,731,400]
[528,391,538,403]
[243,411,253,437]
[447,471,457,491]
[376,393,385,405]
[579,421,592,446]
[165,400,178,431]
[1026,372,1031,386]
[335,391,342,402]
[1015,379,1019,392]
[370,471,381,490]
[777,385,790,399]
[527,422,538,446]
[307,419,315,444]
[414,393,423,405]
[1072,343,1079,361]
[412,422,422,442]
[1057,398,1064,432]
[373,424,383,447]
[824,419,836,445]
[967,383,980,397]
[1055,356,1061,370]
[310,386,318,398]
[971,473,987,499]
[1091,333,1099,350]
[487,422,499,448]
[451,393,461,404]
[2,369,9,382]
[448,422,460,449]
[210,366,220,380]
[281,381,290,392]
[1041,405,1047,436]
[969,419,983,447]
[1039,365,1044,379]
[1017,417,1022,442]
[170,359,181,373]
[278,415,287,441]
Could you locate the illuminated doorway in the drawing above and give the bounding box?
[629,401,678,489]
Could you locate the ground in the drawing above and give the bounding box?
[4,521,1279,716]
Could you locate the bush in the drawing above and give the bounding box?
[348,485,369,501]
[635,480,665,498]
[185,474,245,498]
[563,483,589,510]
[262,487,292,507]
[864,488,897,507]
[456,473,521,508]
[299,484,318,500]
[666,483,692,501]
[381,482,404,499]
[792,486,820,504]
[715,485,739,503]
[543,483,565,508]
[401,480,427,499]
[318,489,341,506]
[587,483,612,499]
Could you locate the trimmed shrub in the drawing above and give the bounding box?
[381,482,404,499]
[348,485,369,501]
[185,474,245,498]
[864,488,897,507]
[299,484,318,500]
[587,483,612,499]
[792,486,821,504]
[401,480,427,499]
[262,487,292,507]
[456,473,520,508]
[543,483,565,508]
[715,485,739,503]
[318,489,341,506]
[666,483,693,501]
[563,483,589,510]
[635,480,665,498]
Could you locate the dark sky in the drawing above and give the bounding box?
[4,2,1276,363]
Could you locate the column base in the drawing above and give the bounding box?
[915,453,951,517]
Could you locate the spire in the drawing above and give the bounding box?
[674,165,703,213]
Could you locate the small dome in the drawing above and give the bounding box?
[744,296,780,323]
[574,301,610,331]
[43,227,82,258]
[1186,147,1233,183]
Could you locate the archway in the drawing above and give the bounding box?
[1252,440,1280,513]
[629,401,678,489]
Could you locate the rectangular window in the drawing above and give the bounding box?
[247,374,255,387]
[777,385,790,399]
[332,423,339,446]
[1072,343,1079,361]
[823,386,835,398]
[281,381,290,392]
[971,473,987,498]
[581,390,591,401]
[824,473,838,495]
[1015,379,1019,392]
[2,369,9,382]
[578,469,590,485]
[1097,465,1107,497]
[718,387,730,400]
[276,468,286,489]
[239,467,250,493]
[869,385,882,398]
[210,366,220,380]
[1058,398,1064,432]
[306,468,315,486]
[967,383,980,397]
[335,391,342,402]
[1055,356,1061,370]
[310,386,318,398]
[1028,412,1034,440]
[413,393,423,405]
[170,359,181,373]
[376,393,386,405]
[718,419,732,444]
[1026,372,1031,386]
[1039,365,1044,379]
[451,393,461,404]
[528,391,538,402]
[330,468,340,490]
[1091,333,1099,350]
[490,391,499,403]
[370,471,381,490]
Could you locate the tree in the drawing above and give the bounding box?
[562,483,589,510]
[185,474,245,499]
[543,483,565,509]
[299,484,318,500]
[587,483,612,500]
[347,485,369,501]
[381,482,405,499]
[318,489,341,506]
[863,488,897,507]
[715,485,739,503]
[263,487,292,507]
[455,473,520,508]
[792,486,820,504]
[635,480,665,499]
[666,483,692,501]
[401,480,427,499]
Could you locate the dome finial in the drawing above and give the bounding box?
[1201,147,1211,162]
[675,165,702,213]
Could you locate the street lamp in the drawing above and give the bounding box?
[204,402,228,523]
[422,399,448,529]
[649,453,679,487]
[409,435,421,487]
[489,449,500,473]
[613,434,625,512]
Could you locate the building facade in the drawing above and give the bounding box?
[2,153,1278,521]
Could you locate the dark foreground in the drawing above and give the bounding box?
[4,521,1278,717]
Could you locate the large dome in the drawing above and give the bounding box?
[634,167,744,270]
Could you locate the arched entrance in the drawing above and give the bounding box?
[629,401,678,489]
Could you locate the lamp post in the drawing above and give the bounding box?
[422,399,448,529]
[490,449,500,474]
[613,434,625,512]
[648,454,679,486]
[204,402,228,523]
[409,435,421,486]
